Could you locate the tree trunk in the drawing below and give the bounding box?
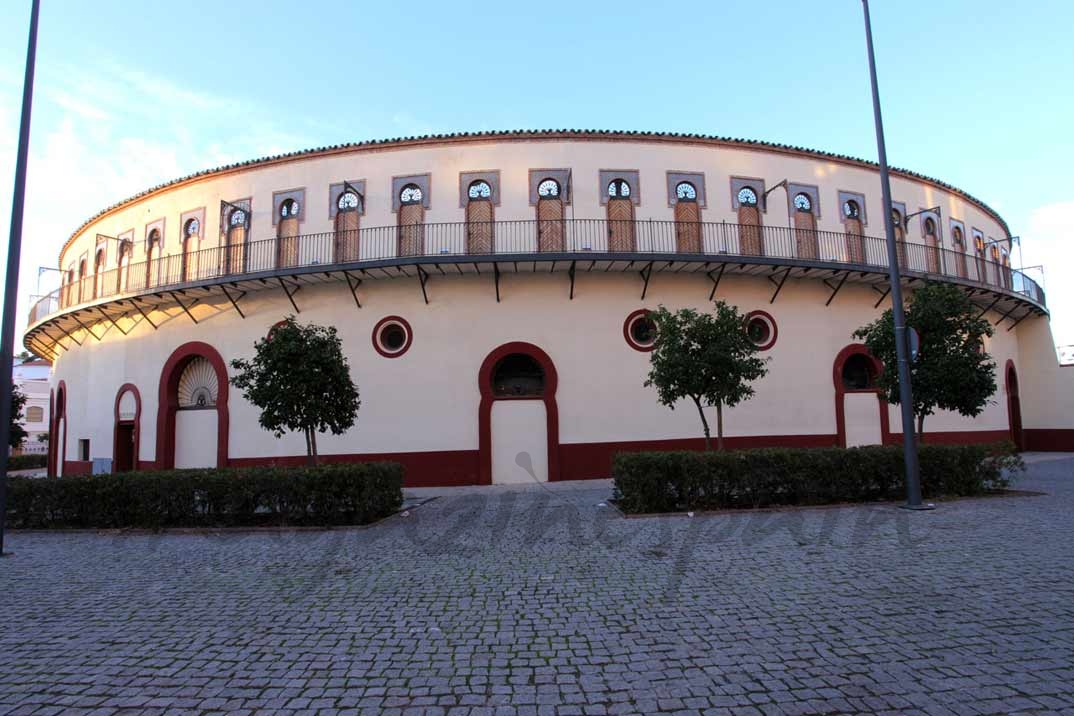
[310,429,319,466]
[303,428,314,466]
[916,414,925,446]
[692,396,712,451]
[716,402,725,451]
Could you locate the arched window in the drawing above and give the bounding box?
[116,241,131,293]
[93,248,106,300]
[182,218,199,282]
[973,234,987,283]
[674,182,701,254]
[952,226,967,278]
[63,268,75,308]
[398,184,425,257]
[843,200,865,263]
[492,353,545,397]
[923,217,940,273]
[277,198,300,268]
[891,208,906,269]
[334,190,362,263]
[606,179,635,252]
[466,180,494,254]
[536,178,564,252]
[224,208,247,275]
[737,186,764,256]
[842,353,877,390]
[793,192,818,259]
[1001,249,1011,289]
[177,356,219,409]
[145,229,161,289]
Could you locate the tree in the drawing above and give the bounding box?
[230,317,360,465]
[645,302,769,451]
[9,382,28,449]
[854,282,996,444]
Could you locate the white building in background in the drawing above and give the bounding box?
[13,357,51,454]
[21,130,1074,483]
[1059,345,1074,366]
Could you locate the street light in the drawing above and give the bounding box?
[0,0,41,554]
[860,0,930,510]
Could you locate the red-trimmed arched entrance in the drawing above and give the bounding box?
[833,344,890,447]
[478,342,560,485]
[112,383,142,472]
[1005,359,1023,451]
[156,342,230,469]
[49,381,67,477]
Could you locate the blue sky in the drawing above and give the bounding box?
[1,0,1072,344]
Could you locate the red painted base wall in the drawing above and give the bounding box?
[1023,429,1074,451]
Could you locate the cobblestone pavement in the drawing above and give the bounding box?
[2,456,1073,716]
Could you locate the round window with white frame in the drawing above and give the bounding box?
[229,208,247,227]
[744,310,777,351]
[279,198,300,219]
[338,191,361,212]
[468,180,492,200]
[843,200,860,219]
[737,186,759,207]
[793,193,813,212]
[184,218,200,238]
[372,316,413,358]
[675,181,697,201]
[399,184,423,205]
[608,178,632,198]
[537,178,561,198]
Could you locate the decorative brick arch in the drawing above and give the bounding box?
[833,343,890,448]
[1005,359,1023,451]
[49,381,67,477]
[112,383,142,472]
[478,342,560,485]
[156,341,230,469]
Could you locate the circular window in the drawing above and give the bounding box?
[793,193,812,212]
[675,182,697,201]
[623,309,658,352]
[737,186,758,207]
[843,200,860,219]
[338,191,361,211]
[468,180,492,200]
[537,178,560,198]
[372,316,412,358]
[744,310,777,351]
[400,184,423,205]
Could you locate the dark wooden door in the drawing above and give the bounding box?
[537,198,564,251]
[115,423,135,472]
[674,201,701,253]
[607,198,635,252]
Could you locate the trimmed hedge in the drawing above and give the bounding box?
[7,454,48,470]
[612,443,1023,514]
[6,462,404,529]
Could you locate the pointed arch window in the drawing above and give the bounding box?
[466,180,494,254]
[335,190,362,263]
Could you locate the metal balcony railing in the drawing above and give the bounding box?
[28,219,1045,326]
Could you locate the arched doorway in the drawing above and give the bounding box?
[466,180,494,254]
[478,342,560,485]
[673,181,701,253]
[833,344,890,447]
[536,178,565,252]
[606,178,636,252]
[157,342,229,469]
[1006,360,1023,451]
[50,381,67,477]
[793,193,819,260]
[112,384,141,473]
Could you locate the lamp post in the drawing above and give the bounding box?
[860,0,929,509]
[0,0,41,554]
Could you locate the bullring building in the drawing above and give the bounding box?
[24,130,1073,485]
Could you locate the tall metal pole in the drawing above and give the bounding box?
[0,0,42,554]
[861,0,926,509]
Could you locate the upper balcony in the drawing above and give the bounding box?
[24,219,1046,359]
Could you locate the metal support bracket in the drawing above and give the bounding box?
[171,291,200,324]
[220,284,247,319]
[994,302,1020,326]
[129,298,158,330]
[71,313,102,342]
[977,295,1001,319]
[1007,307,1034,332]
[96,306,129,336]
[54,323,83,347]
[872,285,891,309]
[823,272,849,307]
[343,271,362,310]
[492,263,502,303]
[417,265,430,305]
[639,261,654,300]
[707,263,727,301]
[568,260,576,300]
[277,277,301,313]
[768,267,791,304]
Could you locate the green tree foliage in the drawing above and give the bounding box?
[230,317,360,465]
[9,382,28,449]
[645,302,769,450]
[854,282,996,442]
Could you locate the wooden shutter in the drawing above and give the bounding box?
[277,217,300,268]
[674,201,701,253]
[466,199,494,254]
[398,204,424,257]
[794,211,819,259]
[335,210,360,263]
[537,198,564,251]
[738,206,764,256]
[607,198,635,252]
[844,218,864,264]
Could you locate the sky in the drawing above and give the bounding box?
[1,0,1072,347]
